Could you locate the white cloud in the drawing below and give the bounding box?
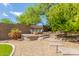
[10,11,22,16]
[2,3,10,6]
[2,13,8,16]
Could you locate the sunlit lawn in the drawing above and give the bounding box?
[0,44,13,56]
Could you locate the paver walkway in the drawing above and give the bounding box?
[0,33,79,56]
[7,39,58,56]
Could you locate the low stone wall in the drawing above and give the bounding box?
[0,23,30,40]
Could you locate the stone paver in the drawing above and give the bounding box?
[6,39,58,56]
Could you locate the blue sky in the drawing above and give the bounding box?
[0,3,47,25]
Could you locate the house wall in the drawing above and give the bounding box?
[0,23,30,40]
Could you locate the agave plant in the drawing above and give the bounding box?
[8,28,21,40]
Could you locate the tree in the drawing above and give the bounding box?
[0,18,14,24]
[17,7,40,25]
[17,3,53,25]
[46,3,79,32]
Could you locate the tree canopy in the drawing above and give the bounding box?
[17,3,52,25]
[46,3,79,32]
[17,7,40,25]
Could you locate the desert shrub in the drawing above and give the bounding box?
[8,28,21,40]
